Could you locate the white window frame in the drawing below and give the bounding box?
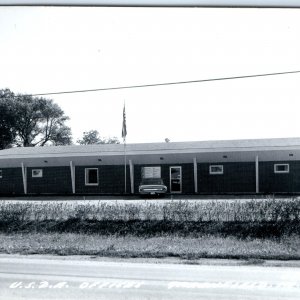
[0,170,2,178]
[141,166,161,179]
[209,165,224,175]
[32,169,43,178]
[85,168,99,186]
[274,164,289,174]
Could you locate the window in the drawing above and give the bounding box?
[274,164,289,173]
[32,169,43,178]
[0,170,2,178]
[142,166,161,179]
[85,168,99,185]
[209,165,223,175]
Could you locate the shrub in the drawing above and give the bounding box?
[0,198,299,237]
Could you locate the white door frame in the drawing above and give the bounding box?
[169,166,182,193]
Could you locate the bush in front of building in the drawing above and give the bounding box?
[0,198,299,238]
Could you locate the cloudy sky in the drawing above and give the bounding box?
[1,6,300,144]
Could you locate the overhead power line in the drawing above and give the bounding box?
[28,70,300,97]
[3,0,300,8]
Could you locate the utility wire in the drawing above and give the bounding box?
[28,70,300,97]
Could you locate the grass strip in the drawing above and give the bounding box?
[1,233,299,260]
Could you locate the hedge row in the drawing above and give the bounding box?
[1,219,299,238]
[1,198,300,222]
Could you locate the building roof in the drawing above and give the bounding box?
[1,137,300,159]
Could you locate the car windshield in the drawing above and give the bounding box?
[140,178,163,185]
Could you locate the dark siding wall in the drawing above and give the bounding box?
[181,164,195,194]
[27,167,72,194]
[0,168,24,195]
[198,162,256,193]
[259,161,300,193]
[75,165,130,194]
[133,163,194,194]
[2,160,300,195]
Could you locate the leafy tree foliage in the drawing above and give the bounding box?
[0,89,72,148]
[104,136,120,144]
[0,89,16,149]
[77,130,120,145]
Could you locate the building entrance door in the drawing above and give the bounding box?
[170,166,182,193]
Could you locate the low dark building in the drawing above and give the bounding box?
[0,137,299,195]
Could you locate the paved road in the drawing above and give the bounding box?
[0,256,300,299]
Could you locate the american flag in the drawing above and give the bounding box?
[122,104,127,142]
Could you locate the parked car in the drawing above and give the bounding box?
[138,178,167,197]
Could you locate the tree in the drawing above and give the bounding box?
[77,130,101,145]
[77,130,120,145]
[0,89,16,149]
[103,136,120,144]
[49,125,73,146]
[0,89,72,148]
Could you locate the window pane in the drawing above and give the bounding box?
[32,169,43,177]
[142,167,161,178]
[171,167,181,179]
[211,166,222,172]
[274,164,289,173]
[210,165,223,174]
[277,165,287,171]
[88,169,98,184]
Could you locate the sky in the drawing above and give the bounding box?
[1,6,300,144]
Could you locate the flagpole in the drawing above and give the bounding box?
[122,102,127,195]
[124,140,127,194]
